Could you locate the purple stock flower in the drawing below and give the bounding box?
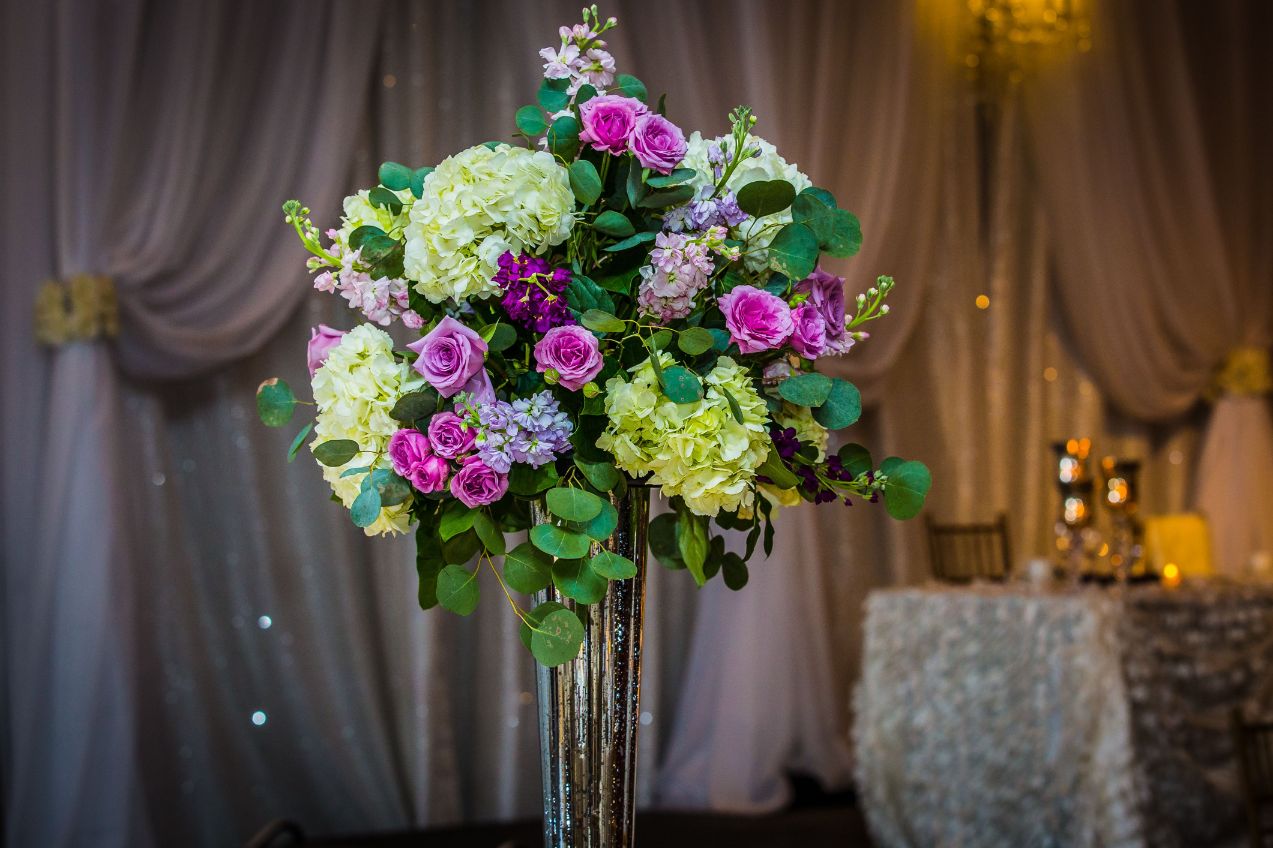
[472,391,574,473]
[494,252,576,333]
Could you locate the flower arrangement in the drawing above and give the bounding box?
[257,7,930,666]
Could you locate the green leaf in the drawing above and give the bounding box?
[603,230,658,253]
[566,274,615,316]
[472,510,506,556]
[369,186,403,215]
[371,470,412,507]
[884,460,932,520]
[720,387,745,425]
[593,267,639,293]
[256,379,296,427]
[581,309,625,333]
[538,77,570,112]
[709,328,733,352]
[646,168,696,188]
[416,522,442,609]
[520,600,567,652]
[515,105,548,136]
[677,510,709,586]
[485,322,517,353]
[649,512,684,569]
[722,553,749,590]
[736,179,796,218]
[616,73,648,102]
[546,487,605,522]
[348,225,385,251]
[593,210,636,238]
[504,542,553,594]
[580,500,618,541]
[575,84,598,105]
[575,457,620,492]
[350,485,382,528]
[340,465,371,478]
[661,366,703,403]
[547,115,580,160]
[509,462,559,496]
[443,528,482,564]
[378,161,412,192]
[528,606,585,667]
[288,421,315,463]
[440,502,476,541]
[757,444,801,490]
[767,223,820,280]
[879,456,905,476]
[409,166,433,199]
[312,439,360,467]
[591,550,637,580]
[824,209,863,258]
[390,389,438,424]
[569,159,603,205]
[649,329,674,351]
[791,192,837,245]
[531,523,593,559]
[812,378,862,429]
[436,564,480,615]
[552,557,608,603]
[676,327,714,356]
[778,372,833,407]
[800,186,838,209]
[838,443,874,479]
[625,158,646,207]
[636,185,695,208]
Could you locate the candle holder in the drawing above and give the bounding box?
[1052,439,1095,580]
[1100,457,1144,582]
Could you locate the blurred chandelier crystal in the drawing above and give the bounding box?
[964,0,1091,85]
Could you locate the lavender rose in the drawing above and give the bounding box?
[630,113,687,174]
[407,316,488,397]
[408,454,450,494]
[717,285,794,353]
[578,94,647,154]
[795,268,852,354]
[388,428,431,477]
[789,304,828,359]
[450,455,509,507]
[307,324,345,377]
[534,325,604,391]
[427,411,475,459]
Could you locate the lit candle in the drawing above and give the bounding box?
[1161,562,1182,589]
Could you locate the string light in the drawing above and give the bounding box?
[975,294,991,309]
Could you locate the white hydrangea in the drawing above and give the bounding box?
[682,132,812,271]
[310,324,424,536]
[403,143,576,303]
[336,187,414,247]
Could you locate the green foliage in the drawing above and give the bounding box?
[767,223,820,280]
[603,231,658,253]
[838,443,874,479]
[287,421,315,463]
[350,485,381,528]
[313,439,359,467]
[616,73,647,102]
[531,523,593,559]
[824,209,863,258]
[722,552,749,590]
[736,179,796,218]
[416,521,442,609]
[348,225,385,251]
[648,512,684,570]
[813,378,862,429]
[593,210,636,238]
[472,510,506,556]
[565,274,615,315]
[569,159,603,205]
[757,443,801,490]
[443,528,482,564]
[778,372,833,407]
[676,327,714,356]
[440,501,476,540]
[436,564,480,615]
[791,192,837,245]
[378,161,412,192]
[390,389,438,424]
[636,185,696,208]
[884,460,932,520]
[515,105,548,136]
[546,487,605,522]
[879,456,904,476]
[677,509,709,586]
[538,77,571,112]
[581,309,625,333]
[720,387,745,424]
[591,549,637,580]
[575,457,621,491]
[594,267,639,293]
[509,462,559,496]
[256,379,296,427]
[661,366,703,403]
[575,84,598,105]
[625,158,646,207]
[799,186,838,209]
[580,500,618,540]
[521,602,584,667]
[547,115,580,160]
[504,542,553,594]
[409,166,433,198]
[368,186,403,215]
[368,469,411,507]
[552,557,608,603]
[646,168,696,188]
[483,322,517,353]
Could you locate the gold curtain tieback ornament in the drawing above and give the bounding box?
[34,274,118,346]
[1209,346,1272,399]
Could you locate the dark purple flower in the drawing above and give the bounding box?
[494,252,576,333]
[770,426,801,460]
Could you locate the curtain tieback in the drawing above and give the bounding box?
[34,274,118,346]
[1208,346,1272,399]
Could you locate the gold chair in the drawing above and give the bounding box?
[925,513,1012,583]
[1233,710,1273,847]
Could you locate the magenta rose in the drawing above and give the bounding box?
[534,325,604,391]
[630,113,687,174]
[427,411,475,459]
[407,316,488,397]
[795,268,851,354]
[307,324,345,377]
[718,285,794,353]
[388,428,431,477]
[408,454,450,494]
[450,455,509,507]
[789,304,828,359]
[579,95,647,154]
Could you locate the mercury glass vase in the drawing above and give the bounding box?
[531,484,650,848]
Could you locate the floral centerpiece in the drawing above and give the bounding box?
[257,6,930,670]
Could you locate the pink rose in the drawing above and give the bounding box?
[450,455,509,507]
[460,367,496,405]
[795,268,851,354]
[427,412,475,459]
[407,316,488,397]
[307,324,345,377]
[534,325,604,391]
[578,94,648,155]
[388,428,431,477]
[717,285,794,354]
[630,113,687,174]
[408,454,450,494]
[789,304,828,359]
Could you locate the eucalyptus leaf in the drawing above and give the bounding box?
[528,606,585,666]
[350,486,382,528]
[661,366,703,403]
[757,444,801,491]
[778,372,833,407]
[515,105,548,136]
[791,192,837,245]
[374,472,412,507]
[416,521,442,609]
[436,564,480,616]
[287,421,315,463]
[547,115,580,160]
[256,379,296,427]
[531,523,593,559]
[546,487,605,522]
[590,550,637,580]
[581,309,625,334]
[538,78,570,112]
[552,557,608,604]
[879,456,905,476]
[603,231,658,253]
[508,462,559,496]
[824,208,863,258]
[767,223,820,280]
[409,166,433,199]
[593,210,636,238]
[677,510,709,587]
[616,73,647,102]
[646,167,696,188]
[812,378,862,430]
[838,443,874,479]
[443,528,482,565]
[485,323,517,353]
[390,389,438,424]
[649,329,674,350]
[377,161,412,192]
[580,501,618,541]
[636,184,695,208]
[799,186,838,209]
[575,457,621,492]
[736,179,796,218]
[348,225,385,251]
[440,502,476,541]
[649,512,684,569]
[722,553,749,591]
[569,159,603,205]
[884,461,932,521]
[676,327,714,356]
[312,439,360,467]
[472,510,506,556]
[504,542,553,594]
[368,186,403,215]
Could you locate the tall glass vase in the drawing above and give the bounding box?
[531,484,650,848]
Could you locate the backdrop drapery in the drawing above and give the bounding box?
[2,0,1268,845]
